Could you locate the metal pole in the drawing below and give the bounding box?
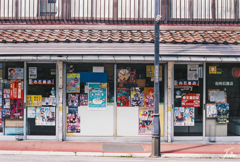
[152,0,160,157]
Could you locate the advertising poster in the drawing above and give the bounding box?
[117,88,130,107]
[146,65,162,77]
[29,67,37,79]
[130,87,144,107]
[26,95,42,107]
[10,80,24,99]
[181,93,200,107]
[10,99,24,119]
[3,89,10,99]
[29,79,54,85]
[68,108,78,114]
[67,113,81,133]
[80,94,88,106]
[0,107,2,126]
[2,109,10,118]
[8,68,23,79]
[216,103,229,123]
[188,65,199,80]
[139,107,154,135]
[67,73,80,93]
[174,107,185,126]
[35,107,55,126]
[42,97,56,106]
[206,103,217,118]
[88,83,107,109]
[184,107,195,126]
[68,94,79,107]
[27,107,36,118]
[144,87,154,107]
[3,99,10,108]
[117,69,136,83]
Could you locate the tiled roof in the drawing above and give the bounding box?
[1,29,240,44]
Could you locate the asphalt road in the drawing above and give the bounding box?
[0,155,239,162]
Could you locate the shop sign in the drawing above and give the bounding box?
[146,65,162,77]
[216,103,229,123]
[29,79,54,85]
[139,107,154,135]
[175,80,199,86]
[10,80,23,99]
[181,93,200,107]
[88,83,107,109]
[209,66,217,74]
[26,95,42,107]
[174,107,194,126]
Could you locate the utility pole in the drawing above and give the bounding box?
[152,0,161,157]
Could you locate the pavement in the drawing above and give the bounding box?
[0,140,240,158]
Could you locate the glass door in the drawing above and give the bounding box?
[173,64,203,136]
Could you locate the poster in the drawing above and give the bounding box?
[3,99,10,108]
[130,87,144,107]
[10,99,24,119]
[68,108,78,114]
[146,65,163,77]
[29,67,37,79]
[27,107,36,118]
[80,94,88,106]
[206,103,217,118]
[26,95,42,107]
[181,93,200,107]
[2,108,10,118]
[208,89,227,103]
[67,113,81,133]
[174,107,185,126]
[144,87,154,107]
[184,107,195,126]
[88,83,107,109]
[42,97,56,106]
[174,107,195,126]
[0,107,2,126]
[29,79,54,85]
[117,88,130,107]
[68,94,79,107]
[117,69,136,83]
[139,107,154,135]
[35,107,55,126]
[216,103,229,123]
[67,73,80,93]
[3,89,10,99]
[188,65,199,80]
[10,80,24,99]
[8,68,23,79]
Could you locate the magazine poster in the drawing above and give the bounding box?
[144,87,154,107]
[80,94,88,106]
[130,87,144,107]
[117,69,136,83]
[67,73,80,93]
[206,103,217,118]
[68,94,79,107]
[3,99,10,108]
[27,107,36,118]
[146,65,163,77]
[139,107,154,135]
[35,107,55,126]
[29,67,37,79]
[67,113,81,133]
[184,107,195,126]
[2,108,10,118]
[68,108,78,114]
[181,93,200,107]
[88,83,107,109]
[8,68,23,80]
[26,95,42,107]
[117,88,130,107]
[10,80,24,99]
[10,99,24,119]
[174,107,185,126]
[3,89,10,99]
[216,103,229,123]
[187,65,199,80]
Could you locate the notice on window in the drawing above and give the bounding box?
[206,103,217,118]
[188,65,199,80]
[29,67,37,79]
[209,90,226,103]
[26,95,42,107]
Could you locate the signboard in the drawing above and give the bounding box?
[10,80,23,99]
[88,83,107,109]
[175,80,199,86]
[26,95,42,107]
[181,93,200,107]
[35,107,55,126]
[29,79,54,85]
[209,66,217,74]
[146,65,162,77]
[139,107,154,135]
[67,73,80,93]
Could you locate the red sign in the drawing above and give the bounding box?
[181,93,200,107]
[10,80,24,99]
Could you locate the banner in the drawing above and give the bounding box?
[8,68,23,79]
[144,87,154,107]
[35,107,55,126]
[117,88,130,107]
[10,80,24,99]
[139,107,154,135]
[130,87,144,107]
[26,95,42,107]
[67,73,80,93]
[67,113,81,133]
[174,107,195,126]
[88,83,107,109]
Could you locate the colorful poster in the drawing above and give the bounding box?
[184,107,195,126]
[216,103,229,123]
[10,80,24,99]
[88,83,107,109]
[175,107,195,126]
[146,65,162,77]
[175,80,199,86]
[188,65,199,80]
[3,99,10,108]
[144,87,154,107]
[206,103,217,118]
[29,67,37,79]
[29,79,54,85]
[67,73,80,93]
[68,94,79,107]
[2,108,10,118]
[181,93,200,107]
[117,88,130,107]
[67,113,81,133]
[0,107,2,126]
[130,87,144,107]
[27,107,36,118]
[80,94,88,106]
[8,68,23,79]
[68,108,78,114]
[3,89,10,99]
[174,107,185,126]
[117,69,136,83]
[35,107,55,126]
[139,107,154,135]
[26,95,42,107]
[10,99,24,119]
[42,97,56,106]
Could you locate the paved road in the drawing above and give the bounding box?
[0,155,238,162]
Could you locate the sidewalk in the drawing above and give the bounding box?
[0,141,240,158]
